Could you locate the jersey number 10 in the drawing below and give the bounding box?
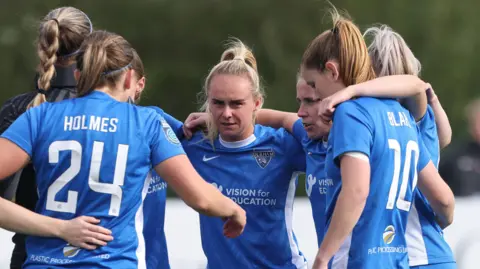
[46,140,129,217]
[386,139,419,212]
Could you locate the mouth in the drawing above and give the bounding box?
[221,122,236,127]
[302,122,313,128]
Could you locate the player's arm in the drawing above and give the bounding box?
[320,75,427,121]
[0,139,113,249]
[417,161,455,229]
[154,156,246,238]
[155,155,237,217]
[150,114,245,238]
[426,86,452,149]
[183,109,299,137]
[314,154,370,268]
[256,109,298,133]
[0,137,30,179]
[313,102,373,269]
[0,196,113,249]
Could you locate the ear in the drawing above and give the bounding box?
[137,76,146,92]
[253,96,263,112]
[325,61,340,81]
[123,69,133,90]
[134,76,146,103]
[74,69,81,82]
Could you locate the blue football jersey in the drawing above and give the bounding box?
[177,124,307,269]
[141,106,185,269]
[406,105,455,266]
[1,91,185,269]
[143,172,169,269]
[325,97,430,269]
[291,119,328,247]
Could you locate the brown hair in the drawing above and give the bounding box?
[199,38,264,143]
[29,7,92,108]
[301,8,376,86]
[76,30,144,97]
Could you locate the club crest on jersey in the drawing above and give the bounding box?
[63,244,81,258]
[160,118,180,145]
[252,149,275,169]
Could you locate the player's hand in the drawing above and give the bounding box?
[425,83,438,105]
[318,86,355,120]
[58,216,113,250]
[183,112,208,139]
[222,206,246,238]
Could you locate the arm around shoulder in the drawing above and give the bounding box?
[256,109,298,133]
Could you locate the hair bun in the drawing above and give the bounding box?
[220,38,257,72]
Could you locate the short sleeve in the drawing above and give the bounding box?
[416,106,440,168]
[417,126,432,172]
[282,129,306,172]
[291,118,308,144]
[148,113,185,167]
[147,106,184,138]
[331,101,373,165]
[162,112,184,138]
[0,108,39,157]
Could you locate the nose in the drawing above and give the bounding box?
[222,106,233,119]
[297,104,308,118]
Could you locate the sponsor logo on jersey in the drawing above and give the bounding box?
[306,174,333,197]
[63,244,80,258]
[383,225,396,244]
[252,149,274,168]
[211,182,223,192]
[211,182,276,206]
[148,173,168,194]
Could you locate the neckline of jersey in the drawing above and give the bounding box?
[219,133,256,148]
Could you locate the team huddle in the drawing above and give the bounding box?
[0,5,456,269]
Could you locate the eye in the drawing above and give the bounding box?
[304,98,314,104]
[231,101,244,107]
[213,100,224,105]
[307,81,316,89]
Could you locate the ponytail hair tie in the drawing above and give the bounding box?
[50,18,60,26]
[37,88,48,95]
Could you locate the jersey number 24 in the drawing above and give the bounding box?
[46,140,128,216]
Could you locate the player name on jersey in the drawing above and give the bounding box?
[387,111,412,128]
[64,115,118,133]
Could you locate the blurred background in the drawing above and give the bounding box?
[0,0,479,268]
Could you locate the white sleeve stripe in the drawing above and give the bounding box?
[343,152,369,162]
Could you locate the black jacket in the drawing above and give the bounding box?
[0,65,77,269]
